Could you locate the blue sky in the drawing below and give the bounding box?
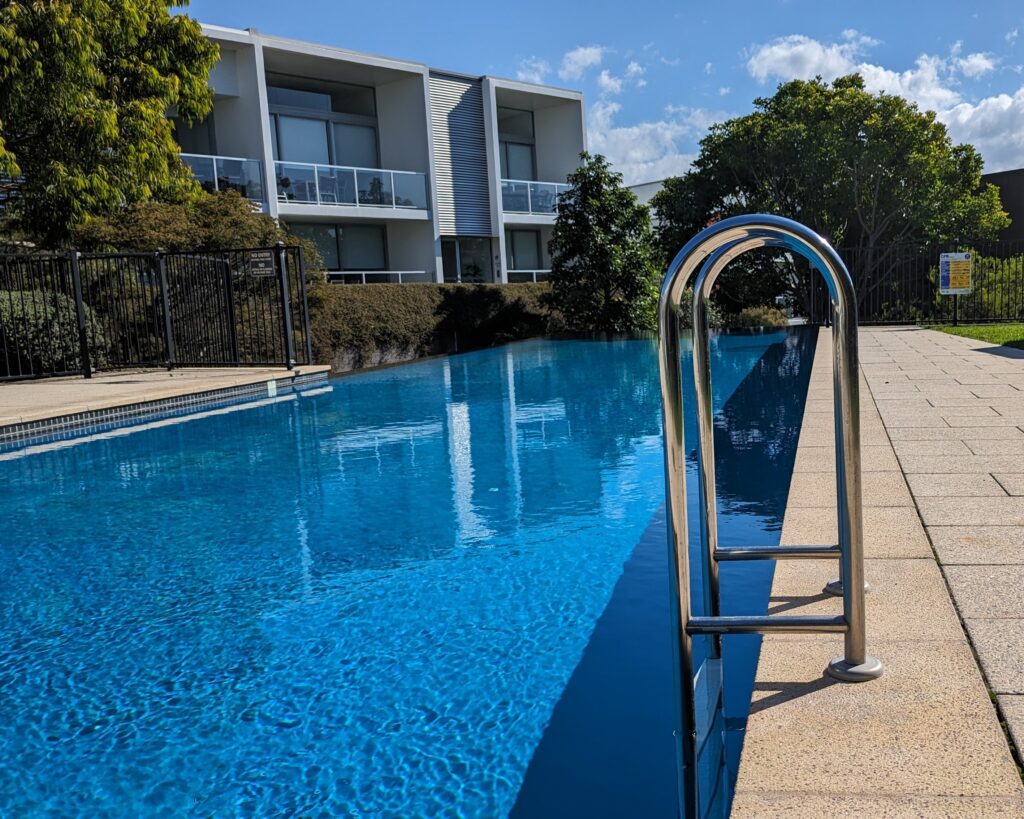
[186,0,1024,183]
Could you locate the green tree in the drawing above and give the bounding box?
[73,190,325,275]
[0,1,218,246]
[548,152,661,332]
[652,75,1010,309]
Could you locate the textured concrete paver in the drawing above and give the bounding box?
[733,328,1024,817]
[859,326,1024,800]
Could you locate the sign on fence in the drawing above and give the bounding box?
[939,252,973,295]
[248,249,276,277]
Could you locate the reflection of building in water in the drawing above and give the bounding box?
[289,339,665,568]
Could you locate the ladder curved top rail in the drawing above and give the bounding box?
[659,213,855,321]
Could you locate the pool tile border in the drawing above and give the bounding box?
[0,370,327,454]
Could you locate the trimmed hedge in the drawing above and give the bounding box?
[0,290,107,376]
[308,282,553,372]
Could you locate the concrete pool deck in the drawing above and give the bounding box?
[733,328,1024,817]
[0,366,331,426]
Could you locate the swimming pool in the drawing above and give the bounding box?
[0,331,814,816]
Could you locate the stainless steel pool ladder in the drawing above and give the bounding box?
[658,214,883,818]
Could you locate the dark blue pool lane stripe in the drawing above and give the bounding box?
[511,327,818,818]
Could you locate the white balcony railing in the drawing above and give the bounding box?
[326,270,432,285]
[501,179,569,215]
[275,162,428,210]
[181,153,265,202]
[507,269,551,283]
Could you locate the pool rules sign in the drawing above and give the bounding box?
[939,252,973,295]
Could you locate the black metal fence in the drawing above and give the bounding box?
[0,244,312,381]
[799,239,1024,326]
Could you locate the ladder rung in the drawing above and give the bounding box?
[715,544,840,561]
[687,615,847,635]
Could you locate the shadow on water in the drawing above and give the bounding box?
[511,327,817,819]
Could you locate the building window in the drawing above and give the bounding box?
[268,77,379,168]
[498,106,536,181]
[506,230,542,271]
[442,237,493,283]
[288,223,387,271]
[171,115,216,155]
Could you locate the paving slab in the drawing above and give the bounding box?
[733,327,1023,816]
[962,619,1024,694]
[928,526,1024,565]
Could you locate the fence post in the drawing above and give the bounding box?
[275,241,296,370]
[155,249,176,370]
[295,244,314,365]
[222,255,239,363]
[68,248,92,379]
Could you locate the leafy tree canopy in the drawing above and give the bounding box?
[0,1,218,246]
[548,152,661,332]
[74,190,325,274]
[651,75,1010,303]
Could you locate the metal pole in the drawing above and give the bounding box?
[656,285,699,819]
[953,293,959,326]
[68,249,92,379]
[295,244,314,365]
[223,255,239,363]
[155,249,175,371]
[275,241,297,370]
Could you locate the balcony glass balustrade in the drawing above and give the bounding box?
[501,179,569,215]
[275,162,428,210]
[181,154,265,202]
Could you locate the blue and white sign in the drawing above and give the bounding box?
[939,252,972,295]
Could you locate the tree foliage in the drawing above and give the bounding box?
[652,75,1010,307]
[74,190,325,274]
[548,152,661,332]
[0,1,218,246]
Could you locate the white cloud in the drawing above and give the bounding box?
[719,86,731,96]
[746,30,878,83]
[559,46,605,81]
[704,61,713,75]
[597,69,623,95]
[516,57,550,84]
[625,61,645,79]
[956,52,997,78]
[588,100,729,184]
[745,31,1024,172]
[1007,28,1019,44]
[944,89,1024,171]
[857,54,960,111]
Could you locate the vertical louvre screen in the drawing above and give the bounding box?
[429,73,492,236]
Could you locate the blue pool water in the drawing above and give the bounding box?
[0,332,813,816]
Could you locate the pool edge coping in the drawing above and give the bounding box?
[0,367,330,453]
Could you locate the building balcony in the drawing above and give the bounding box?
[181,153,265,203]
[507,269,551,283]
[326,270,432,284]
[275,162,429,213]
[501,180,569,217]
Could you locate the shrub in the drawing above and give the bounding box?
[0,290,107,375]
[727,305,790,329]
[73,190,324,278]
[308,282,553,371]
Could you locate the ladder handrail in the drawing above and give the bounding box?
[657,214,882,819]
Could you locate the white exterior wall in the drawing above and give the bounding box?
[194,25,584,283]
[534,104,585,181]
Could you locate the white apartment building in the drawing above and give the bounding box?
[173,25,587,284]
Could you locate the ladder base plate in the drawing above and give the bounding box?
[826,655,884,682]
